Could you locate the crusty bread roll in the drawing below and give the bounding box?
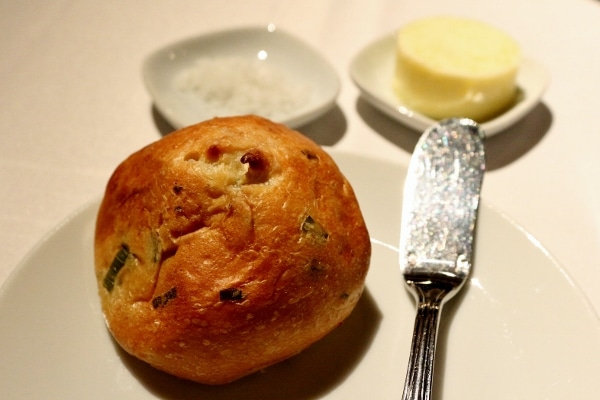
[394,16,521,121]
[94,115,371,385]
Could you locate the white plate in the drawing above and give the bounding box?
[350,33,550,137]
[142,26,340,129]
[1,150,599,399]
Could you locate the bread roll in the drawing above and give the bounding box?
[394,16,521,121]
[94,115,371,384]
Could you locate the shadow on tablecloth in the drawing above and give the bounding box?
[150,103,347,147]
[356,97,553,172]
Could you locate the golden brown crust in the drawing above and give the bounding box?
[94,115,371,384]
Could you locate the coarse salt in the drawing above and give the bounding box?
[176,57,311,121]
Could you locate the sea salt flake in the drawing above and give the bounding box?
[175,57,312,121]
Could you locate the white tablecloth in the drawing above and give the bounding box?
[2,0,600,318]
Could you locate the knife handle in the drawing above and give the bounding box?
[402,299,442,400]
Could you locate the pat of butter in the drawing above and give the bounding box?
[393,16,521,122]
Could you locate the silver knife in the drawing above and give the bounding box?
[399,118,486,400]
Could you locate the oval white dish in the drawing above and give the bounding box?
[350,33,550,137]
[142,26,340,130]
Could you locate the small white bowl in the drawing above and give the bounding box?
[350,33,550,137]
[143,26,340,129]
